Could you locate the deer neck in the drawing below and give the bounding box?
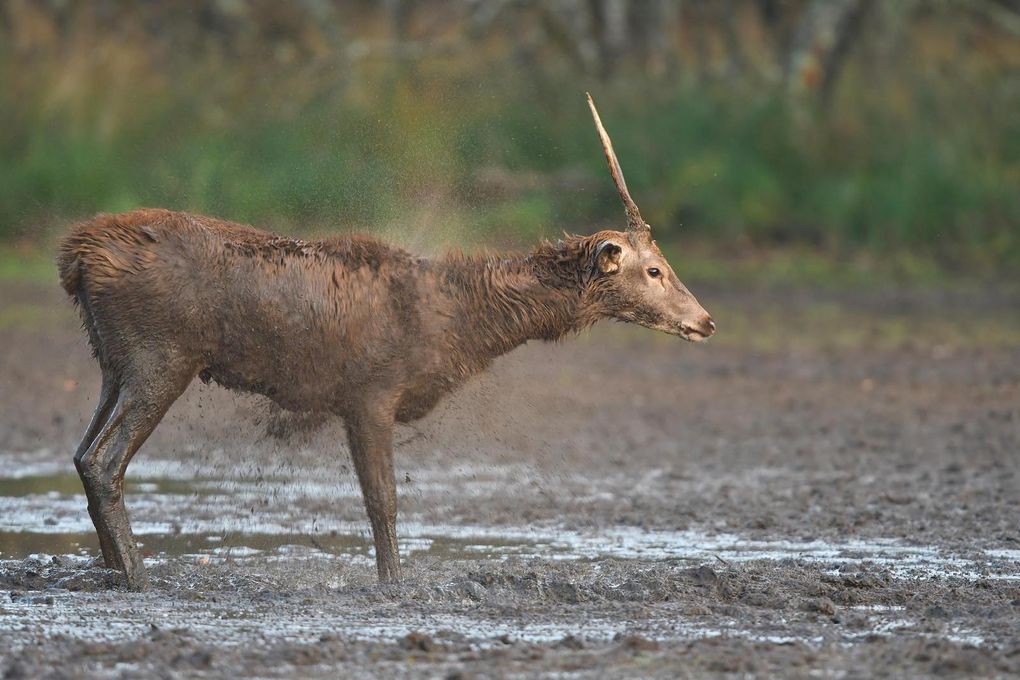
[442,243,596,362]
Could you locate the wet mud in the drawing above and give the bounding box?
[1,281,1018,678]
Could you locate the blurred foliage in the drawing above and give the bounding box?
[0,0,1018,271]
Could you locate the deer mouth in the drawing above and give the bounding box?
[678,322,714,342]
[679,328,708,342]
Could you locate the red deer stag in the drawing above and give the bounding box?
[58,94,715,589]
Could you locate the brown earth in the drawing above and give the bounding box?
[0,278,1018,678]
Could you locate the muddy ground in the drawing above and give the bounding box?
[0,277,1018,678]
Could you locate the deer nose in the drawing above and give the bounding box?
[695,316,716,337]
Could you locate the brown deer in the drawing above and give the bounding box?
[57,95,714,589]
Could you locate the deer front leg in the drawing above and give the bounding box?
[346,406,401,582]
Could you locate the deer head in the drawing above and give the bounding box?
[584,94,715,342]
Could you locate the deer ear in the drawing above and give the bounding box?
[595,241,623,274]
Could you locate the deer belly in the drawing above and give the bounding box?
[199,354,341,412]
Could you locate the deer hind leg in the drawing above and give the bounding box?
[76,355,195,590]
[73,375,119,463]
[346,407,401,582]
[73,374,121,562]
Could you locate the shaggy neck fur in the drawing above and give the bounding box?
[440,234,608,363]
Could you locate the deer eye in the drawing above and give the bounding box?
[647,268,661,278]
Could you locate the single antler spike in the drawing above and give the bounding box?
[586,93,649,234]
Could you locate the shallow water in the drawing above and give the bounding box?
[1,461,1016,662]
[2,470,1017,585]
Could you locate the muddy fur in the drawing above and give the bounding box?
[56,209,713,588]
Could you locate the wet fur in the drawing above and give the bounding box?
[60,210,628,423]
[56,209,664,588]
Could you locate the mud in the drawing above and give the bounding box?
[1,279,1018,678]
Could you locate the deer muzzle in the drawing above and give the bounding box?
[679,315,716,342]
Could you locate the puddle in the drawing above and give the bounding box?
[0,468,1012,655]
[0,474,227,498]
[1,472,1018,584]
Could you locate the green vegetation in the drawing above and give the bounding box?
[1,3,1017,274]
[0,248,53,285]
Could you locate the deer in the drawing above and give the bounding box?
[57,94,715,590]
